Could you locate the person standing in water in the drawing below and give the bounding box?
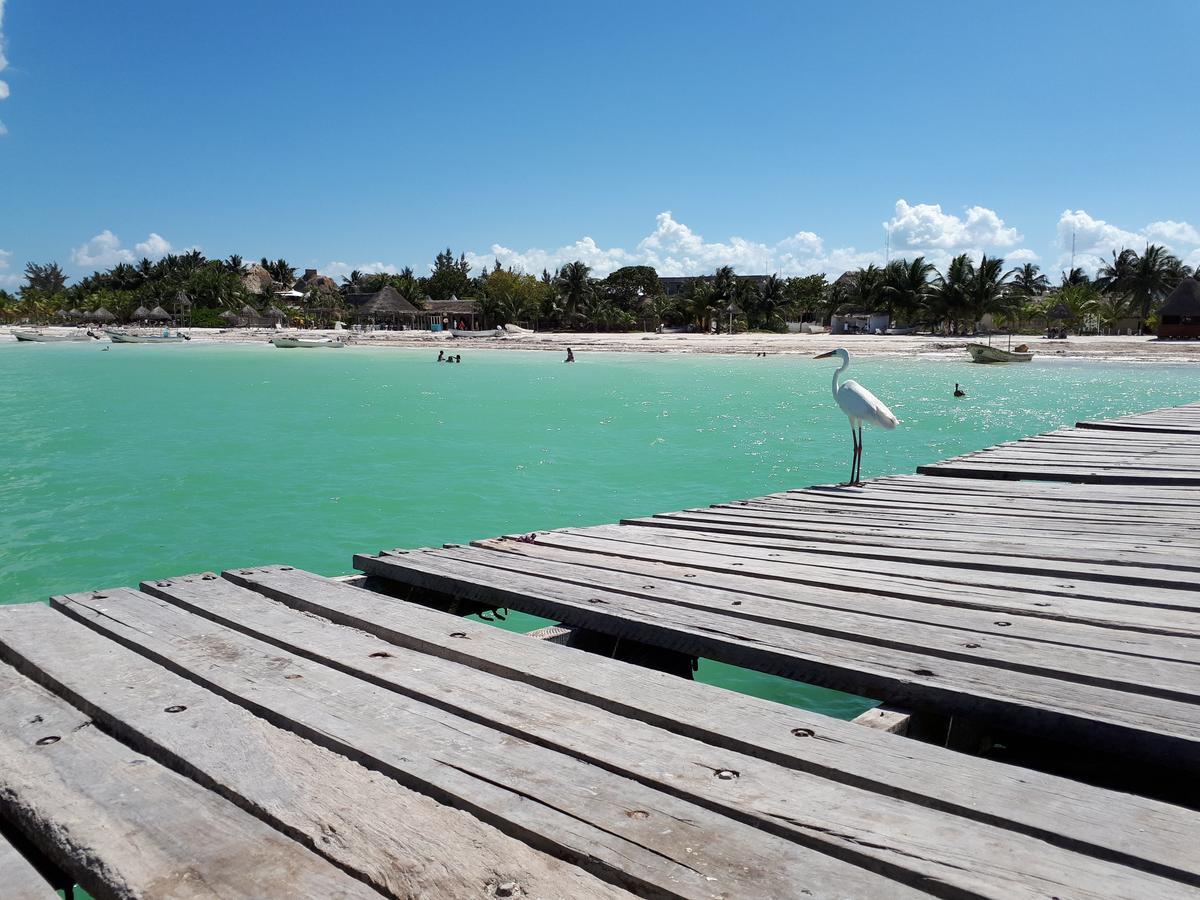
[565,347,575,363]
[954,383,965,398]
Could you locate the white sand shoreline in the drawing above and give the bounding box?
[4,325,1200,363]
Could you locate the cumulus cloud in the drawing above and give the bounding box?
[0,247,19,289]
[885,200,1021,253]
[1055,210,1200,273]
[71,230,178,268]
[465,203,1024,280]
[1006,248,1041,264]
[322,260,401,281]
[135,233,172,258]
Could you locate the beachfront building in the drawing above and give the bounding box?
[423,295,481,330]
[660,274,770,296]
[1158,276,1200,339]
[830,311,890,335]
[343,285,420,329]
[293,268,340,294]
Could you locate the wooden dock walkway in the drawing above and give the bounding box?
[2,403,1200,897]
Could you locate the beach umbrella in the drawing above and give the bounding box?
[148,305,171,322]
[132,305,152,321]
[90,307,116,323]
[239,303,259,317]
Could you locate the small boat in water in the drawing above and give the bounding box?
[271,337,346,349]
[13,330,94,342]
[106,329,189,343]
[966,342,1033,363]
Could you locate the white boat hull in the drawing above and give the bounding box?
[450,328,501,337]
[271,337,345,349]
[106,330,188,343]
[967,343,1033,363]
[13,331,92,342]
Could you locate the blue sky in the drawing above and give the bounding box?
[2,0,1199,288]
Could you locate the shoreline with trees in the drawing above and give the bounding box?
[2,242,1192,340]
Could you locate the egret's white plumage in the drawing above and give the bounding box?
[814,348,899,484]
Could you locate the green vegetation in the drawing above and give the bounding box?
[1,242,1190,333]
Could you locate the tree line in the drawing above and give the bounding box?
[2,242,1189,332]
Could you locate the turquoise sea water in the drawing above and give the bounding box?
[2,342,1198,718]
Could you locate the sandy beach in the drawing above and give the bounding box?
[6,325,1200,362]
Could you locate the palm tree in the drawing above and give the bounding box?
[554,261,592,320]
[224,255,247,275]
[341,270,365,292]
[753,274,787,329]
[1060,267,1089,288]
[965,254,1013,326]
[929,254,972,332]
[688,281,718,331]
[1099,244,1184,328]
[1007,262,1049,297]
[882,257,936,323]
[840,264,885,314]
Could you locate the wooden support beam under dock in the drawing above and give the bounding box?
[2,402,1200,897]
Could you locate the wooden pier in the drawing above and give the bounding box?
[3,404,1200,897]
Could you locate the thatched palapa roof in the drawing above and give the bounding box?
[148,306,172,321]
[87,307,116,323]
[1046,301,1072,321]
[266,305,287,319]
[426,296,480,315]
[1159,277,1200,317]
[219,310,238,320]
[132,305,152,320]
[243,265,274,296]
[345,285,419,318]
[239,303,260,317]
[55,308,68,319]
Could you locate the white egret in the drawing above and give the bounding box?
[813,348,899,485]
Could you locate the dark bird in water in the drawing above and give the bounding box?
[954,383,966,398]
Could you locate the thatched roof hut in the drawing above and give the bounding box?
[148,306,172,322]
[1046,301,1073,321]
[344,285,419,322]
[175,290,193,309]
[243,265,274,296]
[239,303,259,318]
[68,308,83,319]
[88,307,116,323]
[1158,277,1200,338]
[294,268,339,293]
[265,305,287,321]
[219,310,238,321]
[55,308,68,319]
[132,305,152,321]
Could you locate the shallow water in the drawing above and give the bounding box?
[1,342,1197,717]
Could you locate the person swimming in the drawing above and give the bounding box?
[437,350,445,361]
[954,383,966,398]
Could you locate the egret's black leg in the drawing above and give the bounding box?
[854,425,864,484]
[843,423,858,486]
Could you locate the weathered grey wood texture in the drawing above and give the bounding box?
[355,401,1200,772]
[0,830,58,900]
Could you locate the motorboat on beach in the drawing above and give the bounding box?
[13,330,95,342]
[450,327,504,337]
[271,336,346,349]
[106,329,189,343]
[966,340,1033,363]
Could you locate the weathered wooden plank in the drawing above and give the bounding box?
[54,587,909,900]
[632,508,1200,573]
[462,538,1200,662]
[917,461,1200,486]
[0,603,632,900]
[557,523,1200,610]
[132,572,1200,899]
[0,830,58,900]
[225,565,1200,887]
[359,548,1200,767]
[502,530,1200,639]
[419,542,1200,699]
[0,661,376,900]
[707,501,1200,550]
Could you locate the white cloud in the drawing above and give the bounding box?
[885,200,1021,251]
[134,233,172,258]
[71,230,179,269]
[72,230,134,268]
[1007,248,1041,264]
[464,203,1024,280]
[1054,210,1200,273]
[323,260,400,281]
[0,247,19,289]
[1143,220,1200,247]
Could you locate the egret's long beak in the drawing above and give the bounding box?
[813,351,835,359]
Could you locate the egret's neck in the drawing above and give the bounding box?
[831,354,849,398]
